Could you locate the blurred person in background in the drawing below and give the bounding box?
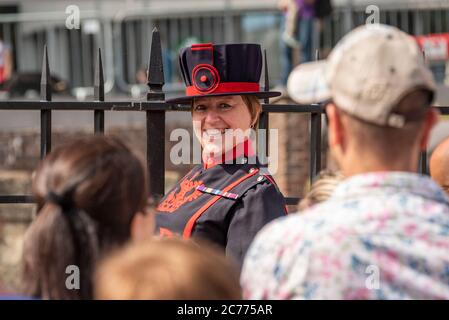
[21,136,155,300]
[0,221,23,299]
[242,24,449,299]
[430,136,449,196]
[278,0,316,90]
[95,238,242,300]
[297,169,344,211]
[0,36,13,87]
[0,219,29,299]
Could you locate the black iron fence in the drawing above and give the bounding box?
[0,28,448,207]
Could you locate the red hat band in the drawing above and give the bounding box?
[186,82,260,96]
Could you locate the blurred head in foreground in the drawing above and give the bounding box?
[298,170,345,211]
[430,136,449,195]
[95,238,242,300]
[22,136,155,299]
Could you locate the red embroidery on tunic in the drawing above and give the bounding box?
[159,228,174,237]
[157,176,203,213]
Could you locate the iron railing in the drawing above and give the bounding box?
[0,28,448,207]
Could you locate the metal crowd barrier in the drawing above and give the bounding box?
[2,3,449,97]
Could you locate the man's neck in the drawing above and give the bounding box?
[341,152,419,177]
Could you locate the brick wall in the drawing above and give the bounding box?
[270,97,322,212]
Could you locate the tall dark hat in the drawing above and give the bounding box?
[167,43,281,104]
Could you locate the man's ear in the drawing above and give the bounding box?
[419,107,440,151]
[326,103,345,150]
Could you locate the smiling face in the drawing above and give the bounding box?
[192,95,254,158]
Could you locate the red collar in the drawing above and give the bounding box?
[203,139,255,169]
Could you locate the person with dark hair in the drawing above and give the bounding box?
[242,24,449,299]
[95,238,242,300]
[21,136,155,300]
[155,43,287,270]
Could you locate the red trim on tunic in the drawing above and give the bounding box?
[263,174,276,186]
[159,228,174,237]
[261,174,288,215]
[182,168,260,238]
[204,139,255,170]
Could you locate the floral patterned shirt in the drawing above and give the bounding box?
[241,172,449,299]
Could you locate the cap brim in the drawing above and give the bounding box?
[166,91,281,104]
[287,60,331,104]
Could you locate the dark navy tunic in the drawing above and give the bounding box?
[155,153,287,270]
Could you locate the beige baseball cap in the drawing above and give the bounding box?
[287,24,436,128]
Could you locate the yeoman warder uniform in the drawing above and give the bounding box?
[155,43,287,269]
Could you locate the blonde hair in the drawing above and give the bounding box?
[241,95,262,127]
[94,238,242,300]
[298,170,344,211]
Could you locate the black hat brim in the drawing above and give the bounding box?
[166,91,281,105]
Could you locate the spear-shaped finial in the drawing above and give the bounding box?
[94,48,105,101]
[147,27,165,96]
[40,45,51,101]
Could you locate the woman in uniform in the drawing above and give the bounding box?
[155,43,287,269]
